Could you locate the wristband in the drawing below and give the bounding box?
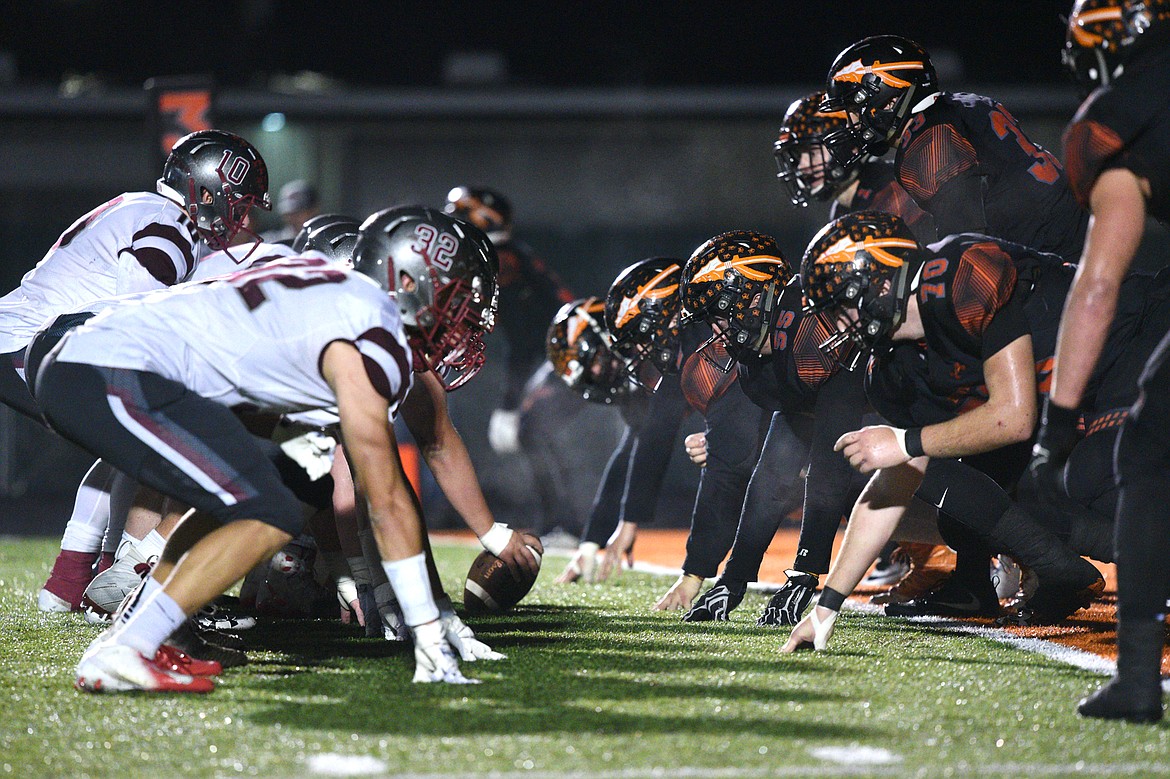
[891,427,910,459]
[480,522,515,557]
[817,586,848,613]
[904,427,925,458]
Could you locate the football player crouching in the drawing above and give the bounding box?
[30,206,518,692]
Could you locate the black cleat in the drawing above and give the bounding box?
[682,580,746,622]
[1020,560,1105,625]
[1078,677,1164,723]
[884,580,1001,619]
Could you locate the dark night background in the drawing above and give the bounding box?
[1,1,1074,90]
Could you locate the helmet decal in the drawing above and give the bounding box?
[614,265,680,329]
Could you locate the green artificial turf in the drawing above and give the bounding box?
[0,537,1166,778]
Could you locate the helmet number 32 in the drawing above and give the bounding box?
[411,224,458,272]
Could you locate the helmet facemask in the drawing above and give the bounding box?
[406,270,495,391]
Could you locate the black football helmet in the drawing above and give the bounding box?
[681,230,793,369]
[800,210,924,369]
[292,213,362,264]
[158,129,270,251]
[773,91,856,207]
[352,205,499,390]
[444,186,513,244]
[1063,0,1170,94]
[547,297,635,404]
[821,36,939,169]
[604,257,684,392]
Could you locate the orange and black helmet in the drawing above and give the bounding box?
[800,210,923,368]
[773,91,855,207]
[681,230,792,367]
[1063,0,1170,94]
[604,257,684,391]
[443,186,513,242]
[821,35,938,169]
[546,297,634,404]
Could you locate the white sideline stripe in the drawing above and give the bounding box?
[623,559,1127,678]
[107,394,238,506]
[307,753,388,775]
[464,579,500,611]
[310,762,1170,778]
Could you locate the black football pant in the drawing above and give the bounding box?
[1113,327,1170,622]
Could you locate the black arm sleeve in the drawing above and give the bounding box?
[621,375,690,525]
[795,367,870,573]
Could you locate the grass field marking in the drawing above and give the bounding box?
[620,556,1125,681]
[309,762,1170,778]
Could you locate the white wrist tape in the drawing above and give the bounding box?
[381,553,439,627]
[891,427,911,460]
[480,522,514,556]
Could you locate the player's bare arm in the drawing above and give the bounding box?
[399,367,542,579]
[1049,168,1149,410]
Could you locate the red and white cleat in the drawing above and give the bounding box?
[75,643,215,694]
[155,644,223,677]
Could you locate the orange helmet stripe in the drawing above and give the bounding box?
[1071,6,1122,46]
[832,58,924,89]
[817,236,919,269]
[615,264,680,328]
[691,255,788,283]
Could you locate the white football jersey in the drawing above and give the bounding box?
[189,241,299,282]
[0,192,204,354]
[53,256,414,417]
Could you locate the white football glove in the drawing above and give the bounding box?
[442,612,506,661]
[411,621,479,684]
[487,409,521,454]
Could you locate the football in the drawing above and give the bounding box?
[463,547,541,613]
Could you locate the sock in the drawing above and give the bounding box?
[136,530,167,561]
[382,553,439,627]
[60,460,114,553]
[109,578,186,657]
[115,532,139,561]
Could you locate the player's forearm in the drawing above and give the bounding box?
[1048,271,1121,409]
[920,397,1034,458]
[421,430,495,537]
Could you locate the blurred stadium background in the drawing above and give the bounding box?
[0,1,1091,535]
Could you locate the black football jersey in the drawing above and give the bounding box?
[1062,31,1170,225]
[736,278,841,414]
[866,233,1035,428]
[830,159,936,244]
[895,92,1089,263]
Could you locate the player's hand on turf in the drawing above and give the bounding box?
[496,531,543,582]
[835,425,909,473]
[654,573,703,611]
[555,542,599,584]
[684,432,708,466]
[441,612,506,661]
[597,521,636,582]
[411,620,480,684]
[780,606,838,653]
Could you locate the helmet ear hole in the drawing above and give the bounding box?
[399,271,418,294]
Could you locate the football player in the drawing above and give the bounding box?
[444,187,583,544]
[1035,0,1170,723]
[781,211,1106,654]
[32,206,510,691]
[821,35,1088,263]
[775,90,935,244]
[0,129,271,612]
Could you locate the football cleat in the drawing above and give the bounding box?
[884,579,1001,619]
[75,642,215,694]
[80,546,155,625]
[682,579,746,622]
[166,619,248,668]
[39,549,99,612]
[860,554,910,588]
[1078,677,1165,724]
[442,612,506,661]
[869,544,955,606]
[411,621,479,684]
[154,644,223,677]
[1007,561,1105,625]
[757,570,819,627]
[194,601,257,632]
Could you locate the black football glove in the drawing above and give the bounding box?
[1029,398,1079,500]
[757,569,819,627]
